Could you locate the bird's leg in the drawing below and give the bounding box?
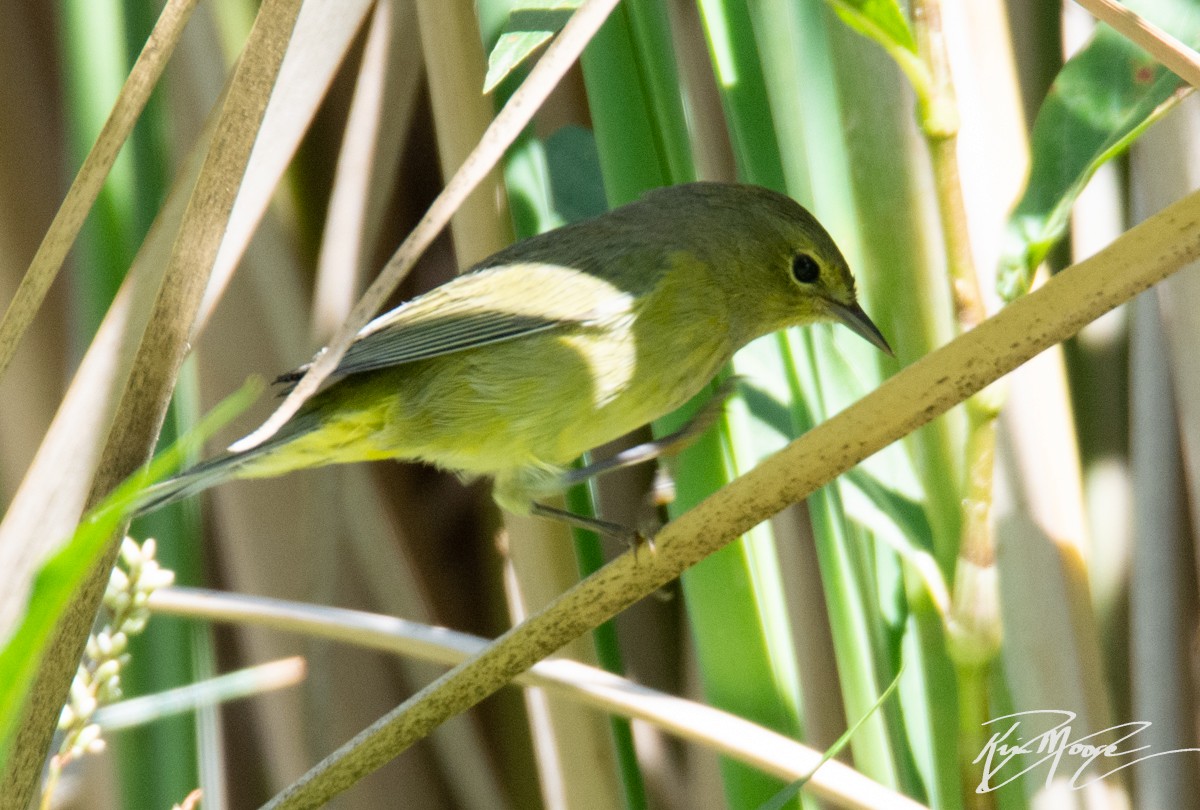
[529,502,647,549]
[557,376,742,489]
[529,377,741,550]
[497,468,647,548]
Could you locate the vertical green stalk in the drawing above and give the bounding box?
[121,362,203,810]
[59,1,201,806]
[581,4,691,206]
[59,0,138,345]
[697,0,970,803]
[745,0,918,792]
[803,0,975,804]
[694,0,785,190]
[910,1,1004,803]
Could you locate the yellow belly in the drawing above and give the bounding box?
[239,304,732,505]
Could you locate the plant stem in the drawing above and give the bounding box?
[955,662,992,810]
[913,0,984,330]
[911,3,1003,806]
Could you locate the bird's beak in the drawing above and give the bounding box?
[825,300,894,356]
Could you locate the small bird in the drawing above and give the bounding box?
[135,183,891,532]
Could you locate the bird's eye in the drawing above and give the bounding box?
[791,253,820,284]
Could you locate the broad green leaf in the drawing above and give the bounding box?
[823,0,932,129]
[483,0,580,93]
[998,2,1200,299]
[826,0,917,54]
[544,125,607,223]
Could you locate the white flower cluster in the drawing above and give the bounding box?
[54,538,175,763]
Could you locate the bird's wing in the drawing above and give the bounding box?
[288,262,638,380]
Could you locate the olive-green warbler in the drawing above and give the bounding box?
[136,183,890,529]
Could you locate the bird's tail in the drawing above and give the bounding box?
[131,450,258,518]
[131,411,320,518]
